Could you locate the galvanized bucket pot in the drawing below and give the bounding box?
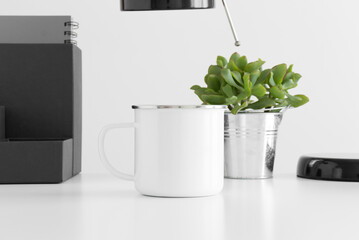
[224,111,284,179]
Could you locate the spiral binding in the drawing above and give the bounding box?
[64,31,77,38]
[64,39,78,45]
[64,21,79,29]
[64,21,79,45]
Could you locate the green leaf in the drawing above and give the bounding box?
[191,86,219,103]
[288,64,293,72]
[286,94,309,107]
[243,74,252,94]
[256,69,272,85]
[250,70,260,85]
[229,52,241,63]
[227,60,241,72]
[293,73,302,83]
[283,71,294,83]
[221,68,240,89]
[272,64,287,85]
[231,71,243,86]
[190,85,201,91]
[204,88,218,94]
[252,84,266,98]
[222,84,234,97]
[201,95,226,105]
[237,90,251,102]
[217,56,228,68]
[208,65,222,75]
[276,99,291,108]
[205,74,221,91]
[282,79,297,90]
[236,56,248,71]
[237,86,245,92]
[247,96,276,109]
[244,59,265,73]
[268,72,276,86]
[226,96,238,105]
[191,86,208,103]
[269,86,285,99]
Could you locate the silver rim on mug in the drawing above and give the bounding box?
[132,105,227,109]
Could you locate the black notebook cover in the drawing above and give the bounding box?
[0,44,82,180]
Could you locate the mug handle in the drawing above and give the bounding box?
[98,123,136,181]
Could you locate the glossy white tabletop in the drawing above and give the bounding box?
[0,173,358,240]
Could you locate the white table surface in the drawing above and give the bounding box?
[0,173,358,240]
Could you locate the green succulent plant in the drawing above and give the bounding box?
[191,52,309,114]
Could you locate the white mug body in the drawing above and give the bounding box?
[134,107,224,197]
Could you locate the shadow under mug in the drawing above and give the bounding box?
[99,105,226,197]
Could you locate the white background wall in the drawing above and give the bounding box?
[1,0,359,175]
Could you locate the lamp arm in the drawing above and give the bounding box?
[221,0,240,47]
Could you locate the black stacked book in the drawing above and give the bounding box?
[0,16,82,183]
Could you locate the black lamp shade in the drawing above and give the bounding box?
[121,0,215,11]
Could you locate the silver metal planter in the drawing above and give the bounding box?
[224,111,284,179]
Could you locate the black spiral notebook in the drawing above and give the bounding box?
[0,16,82,183]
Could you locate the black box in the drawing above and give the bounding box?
[0,139,73,183]
[0,44,82,183]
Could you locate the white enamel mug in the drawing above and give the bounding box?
[99,105,226,197]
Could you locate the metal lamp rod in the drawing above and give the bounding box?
[221,0,240,47]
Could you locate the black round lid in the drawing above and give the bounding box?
[297,154,359,181]
[122,0,215,11]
